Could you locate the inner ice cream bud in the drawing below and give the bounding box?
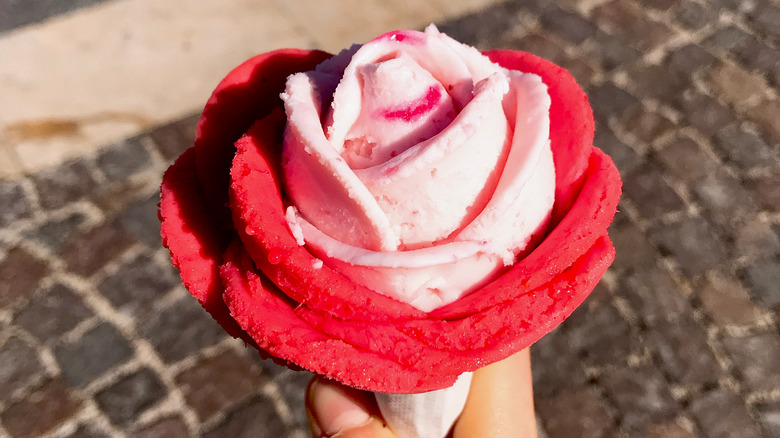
[281,26,555,311]
[339,53,457,169]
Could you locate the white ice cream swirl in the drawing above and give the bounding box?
[281,25,555,311]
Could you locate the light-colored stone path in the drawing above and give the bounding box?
[0,0,503,179]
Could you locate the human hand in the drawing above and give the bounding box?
[305,349,537,438]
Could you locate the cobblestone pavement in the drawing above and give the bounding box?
[1,0,779,437]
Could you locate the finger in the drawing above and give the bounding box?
[306,376,397,438]
[453,349,537,438]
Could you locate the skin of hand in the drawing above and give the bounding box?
[305,349,537,438]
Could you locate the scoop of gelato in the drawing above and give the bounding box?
[282,26,555,311]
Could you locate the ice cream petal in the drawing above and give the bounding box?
[282,73,399,251]
[342,53,457,169]
[355,73,512,248]
[292,212,510,312]
[326,28,479,150]
[457,71,555,252]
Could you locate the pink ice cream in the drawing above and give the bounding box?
[281,26,555,311]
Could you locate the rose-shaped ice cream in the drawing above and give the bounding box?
[281,26,555,311]
[160,26,621,393]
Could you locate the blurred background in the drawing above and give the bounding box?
[0,0,778,437]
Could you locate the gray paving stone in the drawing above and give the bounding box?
[655,135,719,182]
[31,158,99,210]
[642,0,677,11]
[617,105,675,146]
[131,417,190,438]
[0,336,46,404]
[512,33,569,67]
[673,0,718,30]
[732,34,780,86]
[587,82,641,124]
[95,368,167,427]
[276,371,313,428]
[564,285,634,367]
[714,124,776,171]
[147,114,199,162]
[591,0,674,51]
[722,332,780,392]
[14,282,94,342]
[54,322,134,387]
[117,194,164,248]
[622,264,691,324]
[625,63,691,103]
[699,273,762,327]
[554,56,598,87]
[601,364,678,432]
[138,296,227,364]
[509,0,553,16]
[678,90,738,137]
[746,97,780,142]
[96,137,152,182]
[595,128,643,176]
[0,378,82,438]
[90,178,156,216]
[746,172,780,211]
[587,31,643,71]
[689,388,764,438]
[747,1,780,40]
[733,218,780,260]
[691,170,758,229]
[622,163,685,220]
[609,212,661,272]
[0,246,50,309]
[58,220,135,277]
[24,211,90,252]
[531,326,588,398]
[97,253,179,317]
[754,401,780,438]
[710,0,745,11]
[650,217,729,277]
[742,258,780,309]
[665,44,717,81]
[63,424,111,438]
[702,26,751,54]
[537,385,613,438]
[436,1,523,50]
[643,422,697,438]
[707,61,770,108]
[202,395,288,438]
[646,313,721,385]
[174,349,265,421]
[539,6,598,45]
[0,179,33,228]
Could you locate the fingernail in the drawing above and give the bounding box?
[308,378,372,437]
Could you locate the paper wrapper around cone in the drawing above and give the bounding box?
[376,373,473,438]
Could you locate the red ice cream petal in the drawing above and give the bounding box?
[193,49,331,224]
[220,240,439,393]
[159,148,247,341]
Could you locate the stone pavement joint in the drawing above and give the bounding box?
[0,0,779,437]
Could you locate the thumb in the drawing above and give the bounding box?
[306,376,397,438]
